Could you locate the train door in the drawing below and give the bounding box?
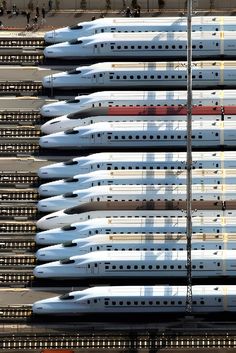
[90,262,99,274]
[92,73,104,85]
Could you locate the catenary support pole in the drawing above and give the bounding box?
[186,0,193,313]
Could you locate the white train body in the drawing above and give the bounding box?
[39,120,236,150]
[36,209,231,231]
[42,61,236,89]
[33,250,236,279]
[38,169,236,197]
[41,113,225,135]
[37,151,236,179]
[37,184,236,213]
[40,89,236,117]
[35,216,236,245]
[44,31,236,59]
[36,233,236,262]
[33,285,236,315]
[44,16,236,43]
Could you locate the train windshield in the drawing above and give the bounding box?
[66,99,80,104]
[64,206,81,214]
[69,25,83,30]
[64,129,79,135]
[67,70,81,75]
[67,112,83,119]
[65,177,79,183]
[69,40,83,45]
[63,192,78,198]
[63,241,77,247]
[61,225,77,231]
[59,293,75,300]
[60,258,75,264]
[63,159,78,165]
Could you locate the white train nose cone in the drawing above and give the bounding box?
[33,265,46,278]
[41,119,61,134]
[39,136,50,148]
[42,75,52,88]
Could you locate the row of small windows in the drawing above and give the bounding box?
[86,299,216,305]
[88,230,220,235]
[106,134,204,140]
[104,264,206,270]
[93,247,217,251]
[95,197,206,202]
[94,44,205,50]
[101,300,210,306]
[107,74,203,80]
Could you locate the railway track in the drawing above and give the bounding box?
[0,38,45,48]
[0,271,33,284]
[0,222,36,235]
[0,255,36,268]
[1,331,236,350]
[0,81,43,95]
[0,239,35,251]
[0,306,32,320]
[0,143,40,155]
[0,205,38,220]
[0,53,44,65]
[0,173,39,187]
[0,189,39,202]
[0,111,45,125]
[0,127,41,139]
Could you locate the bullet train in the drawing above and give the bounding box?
[39,120,236,150]
[38,169,236,197]
[33,250,236,279]
[36,209,231,231]
[42,61,236,90]
[32,285,236,315]
[44,31,236,60]
[37,151,236,179]
[37,184,236,213]
[40,90,236,117]
[36,233,236,262]
[35,215,236,245]
[44,16,236,43]
[41,105,236,135]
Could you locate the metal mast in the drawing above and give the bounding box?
[186,0,193,313]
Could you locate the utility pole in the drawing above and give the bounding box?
[186,0,193,313]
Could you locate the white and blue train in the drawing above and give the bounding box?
[33,285,236,315]
[39,120,236,150]
[36,233,236,262]
[38,169,236,197]
[37,184,236,213]
[37,151,236,179]
[42,61,236,90]
[35,215,236,245]
[33,250,236,279]
[40,90,236,117]
[44,31,236,59]
[44,16,236,43]
[36,209,232,231]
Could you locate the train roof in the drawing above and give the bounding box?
[66,284,236,299]
[44,249,236,263]
[71,30,236,42]
[69,61,236,72]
